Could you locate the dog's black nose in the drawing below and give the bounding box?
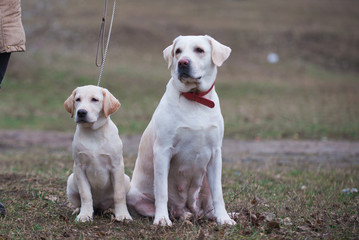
[77,109,87,118]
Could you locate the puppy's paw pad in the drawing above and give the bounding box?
[153,216,172,226]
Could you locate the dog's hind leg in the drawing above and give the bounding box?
[127,187,155,217]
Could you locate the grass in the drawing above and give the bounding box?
[0,0,359,140]
[0,147,358,239]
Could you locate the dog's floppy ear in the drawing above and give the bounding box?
[64,88,77,118]
[163,36,181,69]
[102,88,121,118]
[205,35,231,67]
[163,44,173,69]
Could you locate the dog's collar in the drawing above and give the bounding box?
[181,82,215,108]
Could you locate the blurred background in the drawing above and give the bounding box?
[1,0,358,140]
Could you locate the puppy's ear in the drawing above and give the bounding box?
[64,88,77,118]
[103,88,121,118]
[205,35,231,67]
[163,36,181,69]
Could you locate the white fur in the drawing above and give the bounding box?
[127,35,235,226]
[64,85,132,222]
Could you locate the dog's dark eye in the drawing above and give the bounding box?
[195,47,204,53]
[75,98,81,102]
[175,48,182,55]
[91,98,99,102]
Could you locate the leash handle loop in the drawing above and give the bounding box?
[96,0,116,87]
[95,0,107,67]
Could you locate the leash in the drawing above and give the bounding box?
[95,0,117,86]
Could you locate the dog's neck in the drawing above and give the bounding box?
[181,81,216,108]
[168,77,217,108]
[170,78,215,95]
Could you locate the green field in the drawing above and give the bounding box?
[1,0,358,140]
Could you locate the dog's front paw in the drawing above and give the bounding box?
[153,216,172,226]
[76,213,93,222]
[115,214,133,222]
[216,212,237,225]
[76,208,93,222]
[216,213,237,225]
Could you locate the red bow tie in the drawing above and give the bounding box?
[181,82,216,108]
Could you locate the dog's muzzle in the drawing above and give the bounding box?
[177,59,198,80]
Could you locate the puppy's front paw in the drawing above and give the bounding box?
[115,214,133,222]
[76,213,93,222]
[153,216,172,226]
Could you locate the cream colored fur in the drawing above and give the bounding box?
[64,85,132,222]
[127,35,235,226]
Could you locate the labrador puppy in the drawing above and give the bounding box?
[64,85,132,222]
[127,35,236,226]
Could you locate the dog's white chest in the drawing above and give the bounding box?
[173,125,219,163]
[77,151,112,189]
[73,131,120,192]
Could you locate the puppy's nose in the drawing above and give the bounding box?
[178,59,190,68]
[77,109,87,118]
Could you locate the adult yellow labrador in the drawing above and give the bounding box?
[64,85,132,222]
[127,35,236,226]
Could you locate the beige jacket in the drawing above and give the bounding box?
[0,0,26,53]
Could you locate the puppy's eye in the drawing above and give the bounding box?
[195,47,204,53]
[91,98,99,102]
[175,48,182,55]
[75,98,81,102]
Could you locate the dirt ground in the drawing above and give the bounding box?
[1,130,358,169]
